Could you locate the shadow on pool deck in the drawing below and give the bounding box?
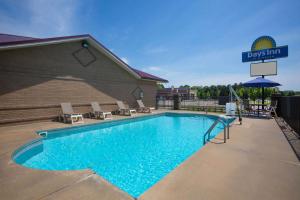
[0,110,299,200]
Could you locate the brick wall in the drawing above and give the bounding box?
[0,41,157,124]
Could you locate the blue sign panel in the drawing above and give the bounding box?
[242,45,288,62]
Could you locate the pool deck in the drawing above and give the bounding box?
[0,110,299,200]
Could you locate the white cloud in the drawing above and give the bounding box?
[162,67,300,91]
[147,66,162,71]
[0,0,80,37]
[151,43,299,90]
[163,71,248,87]
[275,28,300,44]
[272,64,300,90]
[121,57,129,64]
[144,46,168,54]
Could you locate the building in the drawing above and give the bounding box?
[0,33,168,124]
[157,87,197,99]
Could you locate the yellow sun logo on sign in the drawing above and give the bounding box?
[251,36,276,51]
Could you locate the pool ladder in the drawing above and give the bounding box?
[203,118,229,145]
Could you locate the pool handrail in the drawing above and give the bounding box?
[203,117,229,145]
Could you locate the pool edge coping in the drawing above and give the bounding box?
[11,111,236,199]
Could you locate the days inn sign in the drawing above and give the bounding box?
[242,36,288,62]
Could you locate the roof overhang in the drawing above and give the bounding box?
[0,35,89,50]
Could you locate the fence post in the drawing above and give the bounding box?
[173,94,180,110]
[271,93,281,117]
[155,96,159,110]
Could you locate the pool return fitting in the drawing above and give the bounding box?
[38,131,48,137]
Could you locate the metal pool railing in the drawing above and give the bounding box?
[203,117,229,145]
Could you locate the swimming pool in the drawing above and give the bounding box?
[13,113,233,197]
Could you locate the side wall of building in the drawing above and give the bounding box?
[0,42,157,124]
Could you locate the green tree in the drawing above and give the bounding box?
[188,83,289,100]
[157,84,165,89]
[197,88,205,99]
[179,85,190,88]
[249,88,259,101]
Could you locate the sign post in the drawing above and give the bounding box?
[242,36,288,110]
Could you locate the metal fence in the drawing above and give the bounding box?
[272,95,300,134]
[156,95,226,113]
[156,94,277,115]
[156,99,174,109]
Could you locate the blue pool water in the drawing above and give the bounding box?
[13,113,233,197]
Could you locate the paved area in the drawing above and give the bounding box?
[0,111,299,200]
[275,117,300,160]
[141,116,300,200]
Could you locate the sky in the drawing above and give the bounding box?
[0,0,299,90]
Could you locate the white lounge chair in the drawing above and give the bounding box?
[263,100,278,118]
[242,99,255,116]
[90,102,112,120]
[136,100,151,113]
[116,101,137,116]
[60,103,84,124]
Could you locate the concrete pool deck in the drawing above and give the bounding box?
[0,110,299,200]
